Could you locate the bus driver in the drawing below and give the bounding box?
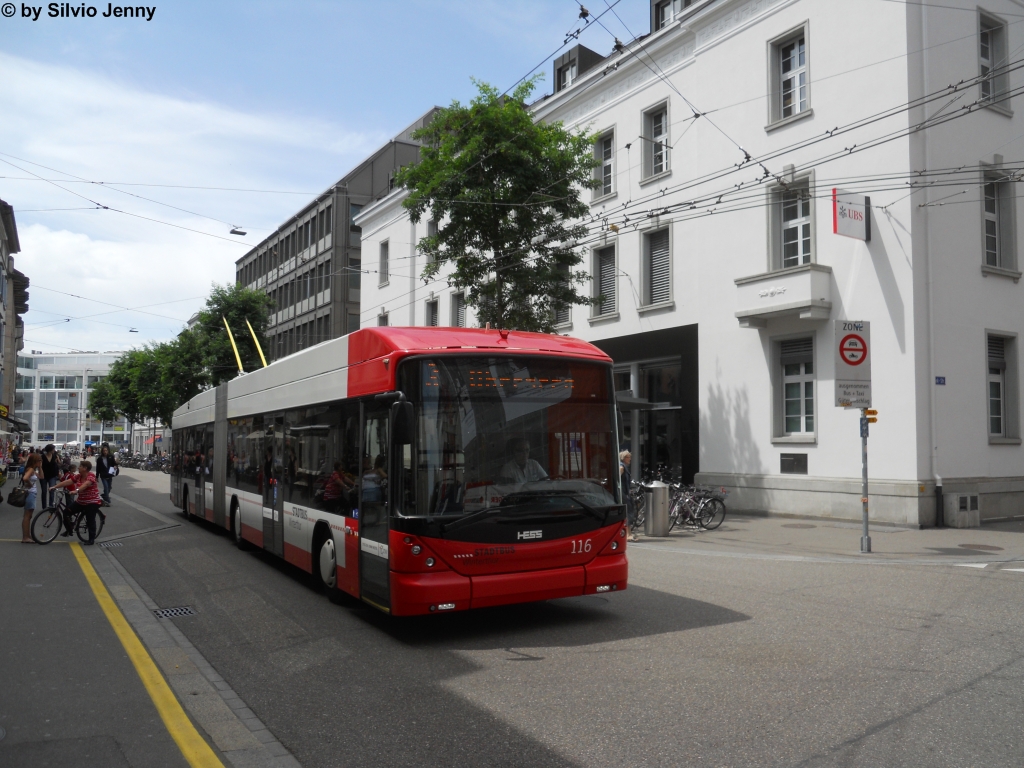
[500,438,549,484]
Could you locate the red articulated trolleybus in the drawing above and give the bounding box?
[171,327,628,615]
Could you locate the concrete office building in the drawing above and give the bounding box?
[15,351,132,448]
[235,108,440,362]
[358,0,1024,527]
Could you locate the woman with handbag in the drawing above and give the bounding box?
[18,453,41,543]
[95,443,117,507]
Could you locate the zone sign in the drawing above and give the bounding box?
[835,320,872,408]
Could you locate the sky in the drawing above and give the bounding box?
[0,0,651,354]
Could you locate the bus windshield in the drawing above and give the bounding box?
[402,356,618,518]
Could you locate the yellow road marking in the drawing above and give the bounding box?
[70,542,224,768]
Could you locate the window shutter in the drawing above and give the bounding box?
[646,230,671,305]
[452,294,466,327]
[988,335,1006,367]
[597,247,616,314]
[780,337,813,364]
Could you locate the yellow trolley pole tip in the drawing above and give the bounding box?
[245,319,268,368]
[222,316,245,374]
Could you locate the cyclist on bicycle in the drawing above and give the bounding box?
[54,460,105,544]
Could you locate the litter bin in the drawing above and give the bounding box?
[644,481,671,537]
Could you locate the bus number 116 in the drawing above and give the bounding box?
[571,539,592,554]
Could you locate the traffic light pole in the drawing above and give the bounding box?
[860,408,871,553]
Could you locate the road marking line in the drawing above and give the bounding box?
[953,563,989,569]
[70,542,224,768]
[1001,568,1024,572]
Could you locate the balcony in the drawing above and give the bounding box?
[734,264,832,329]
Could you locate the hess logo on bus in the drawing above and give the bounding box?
[517,530,542,540]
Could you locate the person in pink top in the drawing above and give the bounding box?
[54,460,105,544]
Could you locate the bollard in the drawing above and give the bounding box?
[644,481,671,537]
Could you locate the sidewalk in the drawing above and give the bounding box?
[0,532,189,767]
[632,512,1024,565]
[0,479,298,768]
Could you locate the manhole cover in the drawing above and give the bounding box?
[153,606,196,619]
[100,541,123,548]
[959,544,1004,552]
[782,523,817,529]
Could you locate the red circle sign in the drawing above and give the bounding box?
[840,334,867,366]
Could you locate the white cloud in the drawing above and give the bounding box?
[0,51,388,352]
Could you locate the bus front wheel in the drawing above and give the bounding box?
[318,537,337,590]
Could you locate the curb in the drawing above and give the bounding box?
[89,545,302,768]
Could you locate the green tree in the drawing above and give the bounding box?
[104,350,147,448]
[195,283,274,386]
[159,329,207,419]
[87,378,119,424]
[396,78,599,332]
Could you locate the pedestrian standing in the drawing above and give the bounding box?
[19,453,41,544]
[40,444,61,509]
[620,450,637,542]
[95,443,117,507]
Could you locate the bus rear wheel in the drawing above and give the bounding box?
[232,502,250,550]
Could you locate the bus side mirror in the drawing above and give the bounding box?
[391,401,414,445]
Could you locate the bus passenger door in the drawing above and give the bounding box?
[358,404,390,612]
[262,417,285,558]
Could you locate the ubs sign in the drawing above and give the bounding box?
[832,188,871,241]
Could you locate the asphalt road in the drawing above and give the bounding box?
[18,468,1024,767]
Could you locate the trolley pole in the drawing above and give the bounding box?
[860,409,871,553]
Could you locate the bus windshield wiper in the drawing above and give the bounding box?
[500,490,613,523]
[438,500,587,534]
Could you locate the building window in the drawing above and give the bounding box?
[16,374,34,390]
[980,15,1008,104]
[986,334,1020,442]
[595,132,614,198]
[425,298,439,327]
[654,0,691,30]
[780,338,814,435]
[425,220,438,264]
[770,27,810,124]
[642,229,671,306]
[593,245,616,316]
[982,169,1015,270]
[558,60,577,90]
[770,177,814,270]
[643,106,669,179]
[378,312,389,327]
[379,241,389,285]
[451,293,466,327]
[989,338,1005,436]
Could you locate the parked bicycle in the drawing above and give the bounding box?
[668,485,728,531]
[29,488,106,545]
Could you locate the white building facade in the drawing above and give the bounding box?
[357,0,1024,527]
[15,352,133,448]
